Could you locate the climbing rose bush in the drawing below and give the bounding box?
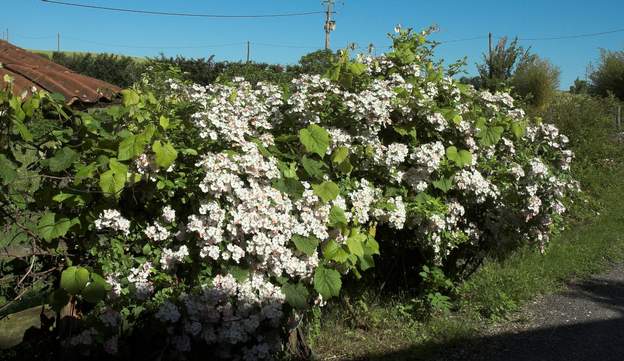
[0,27,576,360]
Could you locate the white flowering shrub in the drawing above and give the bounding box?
[0,27,576,360]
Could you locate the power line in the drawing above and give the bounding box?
[62,36,246,49]
[437,35,488,44]
[41,0,326,18]
[515,27,624,41]
[254,42,318,49]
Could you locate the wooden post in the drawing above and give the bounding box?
[246,41,250,63]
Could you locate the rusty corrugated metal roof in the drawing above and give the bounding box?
[0,40,120,105]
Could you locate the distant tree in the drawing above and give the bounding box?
[511,55,560,111]
[458,76,482,89]
[569,78,590,94]
[476,37,530,91]
[217,62,296,86]
[51,52,145,88]
[588,49,624,100]
[294,49,337,75]
[147,54,225,85]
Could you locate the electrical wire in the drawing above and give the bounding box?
[515,27,624,41]
[254,42,319,49]
[62,36,246,49]
[40,0,327,18]
[437,36,488,44]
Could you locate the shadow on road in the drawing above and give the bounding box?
[351,278,624,361]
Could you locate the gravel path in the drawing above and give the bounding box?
[440,264,624,361]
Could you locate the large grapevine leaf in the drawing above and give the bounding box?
[313,266,342,299]
[152,141,178,168]
[299,124,330,157]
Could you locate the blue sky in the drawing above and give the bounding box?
[2,0,624,88]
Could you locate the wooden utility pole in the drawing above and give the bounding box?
[6,28,8,42]
[488,32,493,80]
[246,41,250,63]
[57,32,60,52]
[323,0,335,50]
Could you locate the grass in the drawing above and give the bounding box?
[312,94,624,360]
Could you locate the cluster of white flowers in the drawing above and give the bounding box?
[160,245,189,270]
[127,262,154,300]
[162,206,176,223]
[455,168,500,203]
[411,141,446,173]
[349,179,380,224]
[144,221,170,241]
[426,112,448,132]
[94,209,130,235]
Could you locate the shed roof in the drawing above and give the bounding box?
[0,40,120,105]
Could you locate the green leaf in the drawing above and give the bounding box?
[60,267,82,294]
[99,168,126,197]
[38,212,72,242]
[511,121,526,139]
[432,177,454,193]
[446,146,472,168]
[49,147,78,172]
[328,206,347,228]
[12,118,32,142]
[278,161,298,179]
[336,159,354,174]
[331,146,349,164]
[322,240,349,263]
[152,141,178,168]
[48,289,70,312]
[301,156,326,179]
[74,162,97,185]
[363,237,380,255]
[314,266,342,299]
[299,124,330,157]
[82,273,108,303]
[272,177,304,200]
[346,231,366,258]
[477,126,504,147]
[75,267,90,290]
[52,193,73,203]
[121,89,140,106]
[0,155,17,185]
[282,283,309,309]
[312,181,339,203]
[292,235,320,256]
[358,254,375,271]
[159,115,170,130]
[118,134,147,161]
[109,158,128,174]
[347,62,366,76]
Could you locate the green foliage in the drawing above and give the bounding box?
[314,266,342,299]
[312,181,340,203]
[476,37,531,91]
[49,51,146,88]
[299,124,330,157]
[588,49,624,100]
[282,282,309,309]
[569,78,590,95]
[511,55,561,111]
[445,146,472,168]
